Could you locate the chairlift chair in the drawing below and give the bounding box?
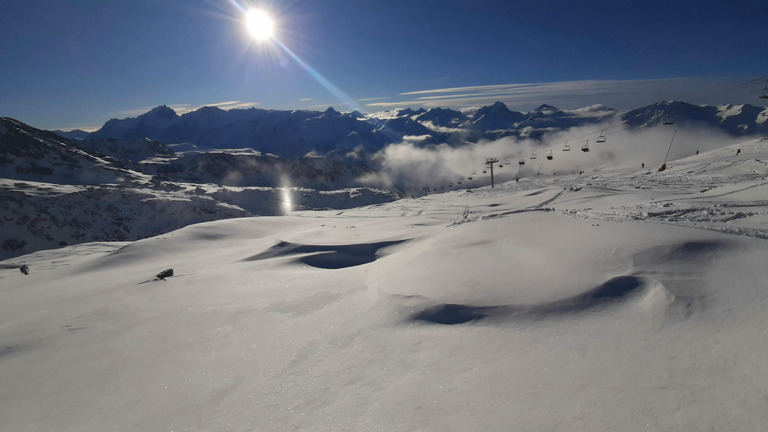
[546,150,553,160]
[519,159,525,166]
[530,151,537,160]
[563,141,571,151]
[760,79,768,99]
[596,130,606,143]
[581,140,590,152]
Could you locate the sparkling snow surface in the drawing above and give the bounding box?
[2,139,768,431]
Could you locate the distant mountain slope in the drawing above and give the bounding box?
[78,137,176,162]
[1,118,400,259]
[468,101,528,131]
[145,151,381,190]
[0,117,142,185]
[90,105,395,157]
[621,101,768,134]
[51,128,90,140]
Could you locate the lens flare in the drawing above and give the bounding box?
[245,9,273,40]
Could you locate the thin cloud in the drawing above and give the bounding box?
[371,78,752,112]
[357,97,390,102]
[400,84,530,96]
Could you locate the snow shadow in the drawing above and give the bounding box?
[0,341,37,360]
[243,239,409,269]
[632,240,732,268]
[410,276,651,325]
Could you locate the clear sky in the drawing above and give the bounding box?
[1,0,767,131]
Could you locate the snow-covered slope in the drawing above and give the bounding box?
[1,119,400,259]
[2,137,767,431]
[77,137,175,162]
[622,100,768,135]
[0,117,143,185]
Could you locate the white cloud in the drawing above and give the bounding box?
[356,97,390,102]
[367,78,754,113]
[364,120,745,194]
[400,83,531,96]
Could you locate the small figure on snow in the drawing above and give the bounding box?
[155,268,174,281]
[736,149,741,155]
[642,163,645,168]
[20,265,29,275]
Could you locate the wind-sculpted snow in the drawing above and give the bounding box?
[243,239,408,269]
[408,276,671,324]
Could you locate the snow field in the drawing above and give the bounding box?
[1,138,768,431]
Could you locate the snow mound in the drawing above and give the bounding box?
[408,275,676,325]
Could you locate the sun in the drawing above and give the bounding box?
[245,9,274,41]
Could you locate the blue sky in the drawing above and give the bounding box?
[1,0,767,131]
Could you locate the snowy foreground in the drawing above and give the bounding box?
[2,139,768,431]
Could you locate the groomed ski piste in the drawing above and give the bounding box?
[2,138,768,431]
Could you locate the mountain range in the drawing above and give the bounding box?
[58,100,768,158]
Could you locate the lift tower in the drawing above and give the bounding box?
[485,158,499,188]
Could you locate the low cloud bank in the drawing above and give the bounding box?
[360,122,746,194]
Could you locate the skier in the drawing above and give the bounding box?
[20,265,29,275]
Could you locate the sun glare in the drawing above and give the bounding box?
[245,9,274,41]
